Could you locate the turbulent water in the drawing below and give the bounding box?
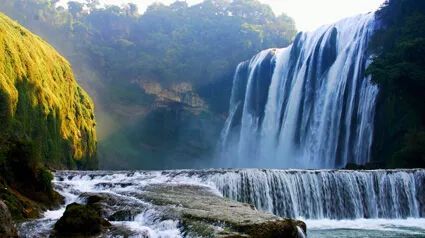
[220,13,378,169]
[19,169,425,237]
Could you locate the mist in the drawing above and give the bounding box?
[0,0,297,169]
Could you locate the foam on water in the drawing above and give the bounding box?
[18,169,425,237]
[220,13,378,169]
[307,218,425,231]
[308,218,425,238]
[111,210,182,238]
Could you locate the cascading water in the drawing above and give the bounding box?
[18,169,425,237]
[220,13,379,169]
[209,169,425,220]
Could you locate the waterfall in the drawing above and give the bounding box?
[20,169,425,237]
[208,169,425,220]
[220,13,379,169]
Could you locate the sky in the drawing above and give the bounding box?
[59,0,386,31]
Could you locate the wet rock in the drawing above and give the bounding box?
[108,209,139,221]
[0,200,18,237]
[53,203,111,237]
[138,184,306,238]
[79,192,146,220]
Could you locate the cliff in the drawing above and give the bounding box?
[369,0,425,168]
[0,13,97,221]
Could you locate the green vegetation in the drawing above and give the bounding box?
[0,0,296,168]
[0,0,296,113]
[0,13,96,219]
[368,0,425,168]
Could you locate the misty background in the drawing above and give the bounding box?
[0,0,297,169]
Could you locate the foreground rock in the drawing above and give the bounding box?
[51,184,306,237]
[138,184,306,238]
[53,203,111,237]
[0,200,18,237]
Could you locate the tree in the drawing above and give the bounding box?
[368,0,425,168]
[86,0,100,11]
[125,3,138,17]
[68,1,84,18]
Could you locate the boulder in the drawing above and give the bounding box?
[53,203,111,237]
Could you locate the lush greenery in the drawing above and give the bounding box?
[0,0,295,87]
[368,0,425,168]
[0,0,296,114]
[0,0,296,168]
[0,13,97,219]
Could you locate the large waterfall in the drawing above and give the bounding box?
[220,13,379,169]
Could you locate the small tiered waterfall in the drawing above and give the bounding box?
[20,169,425,236]
[208,169,425,219]
[220,13,379,168]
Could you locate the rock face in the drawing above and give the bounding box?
[139,184,306,238]
[140,80,207,112]
[0,200,18,237]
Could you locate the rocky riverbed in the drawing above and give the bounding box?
[18,171,306,237]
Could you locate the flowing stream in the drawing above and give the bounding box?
[19,169,425,237]
[17,13,425,238]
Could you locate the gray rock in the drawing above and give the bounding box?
[138,184,306,238]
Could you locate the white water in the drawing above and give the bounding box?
[209,169,425,219]
[220,13,378,169]
[18,169,425,237]
[308,218,425,238]
[19,171,208,237]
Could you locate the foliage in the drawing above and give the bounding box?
[368,0,425,168]
[0,0,296,112]
[0,0,296,168]
[0,13,97,218]
[0,13,96,165]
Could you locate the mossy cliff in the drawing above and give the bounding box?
[0,13,97,220]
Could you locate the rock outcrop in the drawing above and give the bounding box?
[53,203,111,237]
[52,183,306,237]
[138,184,306,238]
[140,80,208,113]
[0,200,17,237]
